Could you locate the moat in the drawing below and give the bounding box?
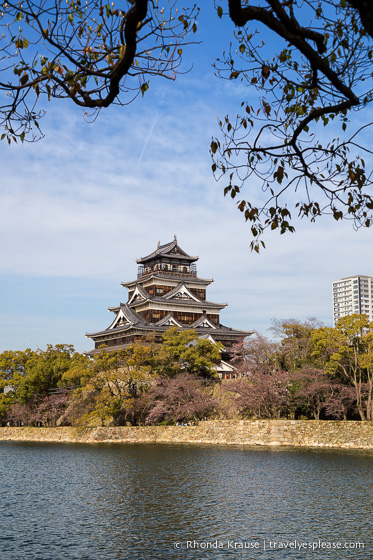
[0,442,372,559]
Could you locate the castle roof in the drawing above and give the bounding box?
[123,282,227,311]
[121,273,213,288]
[86,301,252,340]
[136,237,198,264]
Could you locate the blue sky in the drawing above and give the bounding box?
[1,3,373,353]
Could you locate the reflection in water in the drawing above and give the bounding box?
[0,443,372,559]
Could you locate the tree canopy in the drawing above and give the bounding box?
[2,317,373,424]
[1,1,373,247]
[0,329,221,426]
[225,315,373,420]
[312,314,373,420]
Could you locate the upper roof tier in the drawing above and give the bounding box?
[136,237,198,265]
[121,273,213,288]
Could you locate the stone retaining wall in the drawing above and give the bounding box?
[1,420,373,449]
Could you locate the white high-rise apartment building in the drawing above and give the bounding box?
[332,275,373,326]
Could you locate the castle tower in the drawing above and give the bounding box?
[86,238,252,356]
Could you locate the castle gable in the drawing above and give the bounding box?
[128,285,149,305]
[155,313,184,328]
[109,309,132,330]
[164,283,201,302]
[191,316,218,329]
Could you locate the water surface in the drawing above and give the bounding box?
[1,442,372,559]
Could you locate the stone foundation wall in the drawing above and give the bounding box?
[1,420,373,449]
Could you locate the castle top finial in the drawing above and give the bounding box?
[174,234,177,242]
[157,240,161,248]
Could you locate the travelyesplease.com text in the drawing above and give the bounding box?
[173,539,365,551]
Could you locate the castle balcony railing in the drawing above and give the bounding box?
[138,264,197,279]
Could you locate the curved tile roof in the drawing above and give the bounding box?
[121,273,213,287]
[136,238,198,264]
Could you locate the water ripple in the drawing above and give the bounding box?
[0,442,372,559]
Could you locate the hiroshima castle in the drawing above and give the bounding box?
[86,237,252,362]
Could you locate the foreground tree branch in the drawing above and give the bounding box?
[211,0,373,250]
[0,0,198,141]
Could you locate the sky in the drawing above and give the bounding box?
[1,2,373,353]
